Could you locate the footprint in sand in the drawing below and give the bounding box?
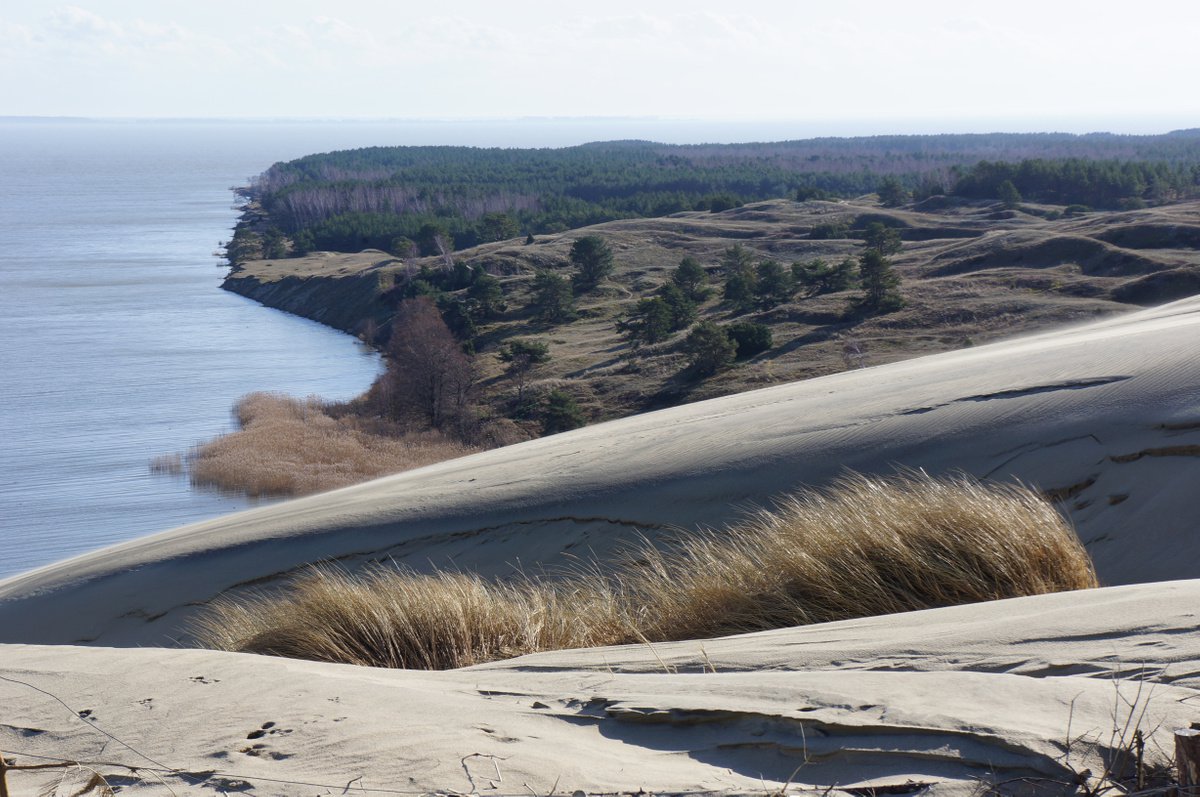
[240,721,294,758]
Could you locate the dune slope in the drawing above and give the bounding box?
[2,297,1200,646]
[3,580,1198,795]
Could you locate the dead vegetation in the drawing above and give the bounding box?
[188,392,478,497]
[193,472,1098,669]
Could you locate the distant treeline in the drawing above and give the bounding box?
[951,158,1198,209]
[239,131,1200,257]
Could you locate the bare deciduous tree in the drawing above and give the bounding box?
[381,297,478,431]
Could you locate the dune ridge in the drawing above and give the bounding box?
[3,297,1200,793]
[3,581,1198,795]
[2,296,1199,647]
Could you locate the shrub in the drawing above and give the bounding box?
[193,473,1098,668]
[795,185,833,201]
[498,339,550,403]
[465,270,506,320]
[723,269,756,311]
[655,283,697,329]
[998,179,1022,209]
[877,176,909,207]
[810,221,851,239]
[542,388,586,435]
[793,257,857,297]
[683,321,737,376]
[698,192,743,212]
[727,322,773,358]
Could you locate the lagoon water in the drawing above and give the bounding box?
[2,117,865,579]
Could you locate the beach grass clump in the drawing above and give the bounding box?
[620,471,1098,642]
[193,472,1098,668]
[188,392,478,497]
[193,566,625,670]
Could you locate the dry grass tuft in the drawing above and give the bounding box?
[193,472,1098,668]
[193,567,625,669]
[188,392,479,497]
[622,471,1098,642]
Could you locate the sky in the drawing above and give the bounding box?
[2,0,1198,133]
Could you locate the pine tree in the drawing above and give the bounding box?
[530,270,577,324]
[858,250,903,313]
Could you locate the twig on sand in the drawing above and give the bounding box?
[461,754,507,794]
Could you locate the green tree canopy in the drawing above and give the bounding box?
[671,256,711,301]
[877,176,909,207]
[530,269,577,324]
[997,179,1022,209]
[543,389,586,435]
[498,338,551,403]
[754,259,795,308]
[569,236,615,290]
[465,270,506,320]
[727,322,773,358]
[479,212,519,242]
[862,222,903,255]
[684,321,737,376]
[857,250,903,313]
[792,257,858,297]
[619,297,674,347]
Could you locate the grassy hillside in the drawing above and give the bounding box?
[226,195,1200,442]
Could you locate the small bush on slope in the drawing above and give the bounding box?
[192,472,1098,669]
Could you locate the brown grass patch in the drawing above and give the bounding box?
[624,472,1098,642]
[194,568,624,669]
[192,472,1098,668]
[189,392,479,497]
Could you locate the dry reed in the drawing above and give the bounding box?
[193,472,1098,668]
[188,392,478,497]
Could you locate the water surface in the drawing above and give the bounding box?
[0,117,878,578]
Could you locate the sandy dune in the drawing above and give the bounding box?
[3,580,1198,795]
[2,297,1200,646]
[3,297,1200,794]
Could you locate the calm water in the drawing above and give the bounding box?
[2,117,865,579]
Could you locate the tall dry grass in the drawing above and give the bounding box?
[622,472,1098,642]
[188,392,478,497]
[193,472,1098,668]
[195,568,624,669]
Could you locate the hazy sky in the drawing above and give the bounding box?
[3,0,1198,131]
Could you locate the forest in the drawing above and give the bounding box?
[235,130,1200,259]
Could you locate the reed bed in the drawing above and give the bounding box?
[193,472,1098,668]
[188,392,478,497]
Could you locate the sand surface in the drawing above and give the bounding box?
[3,298,1200,794]
[2,297,1200,646]
[3,580,1198,795]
